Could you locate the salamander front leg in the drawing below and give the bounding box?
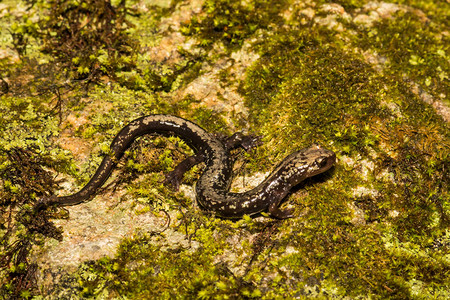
[223,132,262,152]
[164,152,205,191]
[165,132,261,191]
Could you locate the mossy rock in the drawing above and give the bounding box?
[0,0,448,299]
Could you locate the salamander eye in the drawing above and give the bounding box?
[316,156,328,168]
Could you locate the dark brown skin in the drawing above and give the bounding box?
[38,115,336,218]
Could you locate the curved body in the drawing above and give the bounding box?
[44,115,336,218]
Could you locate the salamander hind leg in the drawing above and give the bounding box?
[268,202,294,219]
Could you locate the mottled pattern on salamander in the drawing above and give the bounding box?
[39,115,336,219]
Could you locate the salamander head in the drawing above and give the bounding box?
[281,144,336,185]
[301,144,336,177]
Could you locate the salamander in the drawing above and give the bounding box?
[38,115,336,219]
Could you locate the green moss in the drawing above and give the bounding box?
[236,3,449,297]
[355,10,449,102]
[0,95,76,173]
[36,0,139,82]
[0,102,68,298]
[242,32,390,159]
[314,0,369,10]
[181,0,289,52]
[137,57,205,92]
[390,0,450,24]
[73,221,265,299]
